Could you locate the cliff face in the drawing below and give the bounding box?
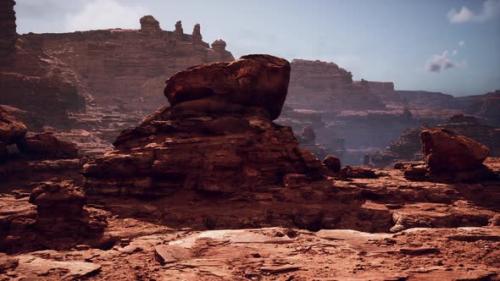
[20,17,234,113]
[0,0,16,64]
[287,59,386,111]
[0,1,85,129]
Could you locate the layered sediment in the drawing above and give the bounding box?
[83,55,324,196]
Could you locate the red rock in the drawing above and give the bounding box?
[0,0,16,64]
[0,105,27,145]
[340,166,377,178]
[164,54,291,120]
[140,15,160,33]
[323,155,341,173]
[17,132,78,159]
[421,128,489,173]
[84,55,324,196]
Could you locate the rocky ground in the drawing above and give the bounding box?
[0,158,499,280]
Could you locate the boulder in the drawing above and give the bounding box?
[17,132,78,159]
[340,166,378,179]
[0,105,27,144]
[323,155,341,173]
[29,180,106,236]
[421,128,489,173]
[164,54,291,120]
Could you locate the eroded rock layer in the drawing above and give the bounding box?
[20,17,234,114]
[83,55,323,196]
[0,0,16,64]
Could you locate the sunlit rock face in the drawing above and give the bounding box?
[83,55,324,196]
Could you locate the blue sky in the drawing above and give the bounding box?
[15,0,500,96]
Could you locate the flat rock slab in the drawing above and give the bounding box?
[17,255,101,279]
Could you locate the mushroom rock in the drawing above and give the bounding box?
[83,54,323,196]
[164,54,291,120]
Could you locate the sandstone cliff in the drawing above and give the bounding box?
[287,59,386,112]
[20,17,234,114]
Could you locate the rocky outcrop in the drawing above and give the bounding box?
[0,0,16,64]
[17,132,78,159]
[14,16,234,133]
[0,1,85,129]
[83,55,324,196]
[372,114,500,167]
[0,105,27,146]
[457,90,500,126]
[164,54,290,120]
[140,15,161,34]
[29,180,106,236]
[287,59,386,112]
[421,128,489,173]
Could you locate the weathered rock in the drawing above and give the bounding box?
[164,54,291,120]
[0,105,27,144]
[323,155,341,173]
[174,20,184,39]
[340,166,377,178]
[29,180,106,236]
[84,55,323,196]
[17,132,78,159]
[192,23,202,44]
[0,0,16,64]
[140,15,160,33]
[421,128,489,173]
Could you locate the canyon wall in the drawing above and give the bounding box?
[0,0,16,64]
[287,59,386,112]
[20,16,234,114]
[0,1,85,129]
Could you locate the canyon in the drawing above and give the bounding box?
[0,1,499,280]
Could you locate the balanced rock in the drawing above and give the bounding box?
[84,55,323,196]
[421,128,489,173]
[164,54,291,120]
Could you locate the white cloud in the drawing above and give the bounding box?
[64,0,149,32]
[458,40,465,47]
[448,0,500,23]
[426,50,465,73]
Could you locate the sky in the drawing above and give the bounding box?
[14,0,500,96]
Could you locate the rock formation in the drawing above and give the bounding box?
[372,114,500,167]
[0,1,85,129]
[0,105,27,148]
[14,16,234,133]
[0,0,16,64]
[140,15,161,33]
[287,59,386,111]
[175,20,184,39]
[421,128,489,173]
[192,23,202,44]
[83,55,324,195]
